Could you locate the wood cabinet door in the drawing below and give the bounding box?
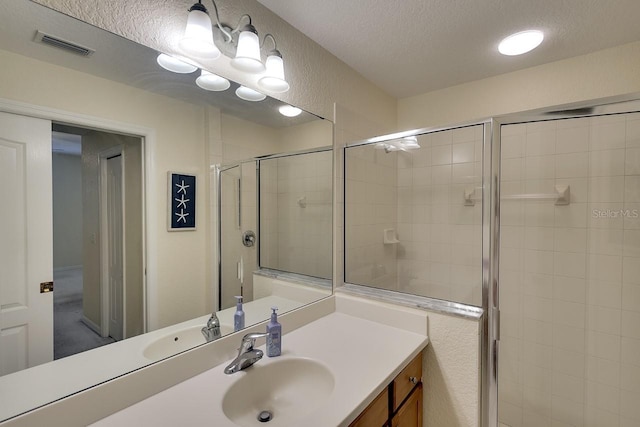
[392,384,422,427]
[349,387,389,427]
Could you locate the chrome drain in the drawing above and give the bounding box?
[257,410,273,423]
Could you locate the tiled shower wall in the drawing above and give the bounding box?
[345,145,399,288]
[498,114,640,426]
[260,151,333,279]
[345,125,483,307]
[395,125,483,306]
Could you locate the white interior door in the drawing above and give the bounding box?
[0,111,52,375]
[106,155,124,341]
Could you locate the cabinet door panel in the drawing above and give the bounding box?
[349,387,389,427]
[392,384,423,427]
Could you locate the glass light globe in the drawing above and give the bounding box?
[196,70,230,91]
[180,8,220,59]
[258,53,290,93]
[231,28,265,73]
[279,105,302,117]
[235,86,266,102]
[156,54,198,73]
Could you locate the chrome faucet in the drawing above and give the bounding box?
[224,332,268,374]
[201,312,222,342]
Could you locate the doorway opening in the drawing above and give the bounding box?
[51,123,144,359]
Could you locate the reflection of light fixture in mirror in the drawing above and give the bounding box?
[196,69,231,91]
[235,85,266,101]
[258,34,289,93]
[498,30,544,56]
[180,1,221,58]
[156,54,198,73]
[279,105,302,117]
[231,16,265,74]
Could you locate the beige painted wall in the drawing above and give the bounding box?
[278,119,333,153]
[424,312,481,427]
[52,153,83,269]
[0,48,210,330]
[398,41,640,129]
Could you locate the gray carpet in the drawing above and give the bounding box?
[53,267,115,359]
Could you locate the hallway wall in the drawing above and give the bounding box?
[52,153,82,269]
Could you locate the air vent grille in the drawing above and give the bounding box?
[34,30,95,57]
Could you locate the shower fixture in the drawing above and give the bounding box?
[375,136,421,153]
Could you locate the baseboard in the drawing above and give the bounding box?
[81,316,102,335]
[53,265,83,273]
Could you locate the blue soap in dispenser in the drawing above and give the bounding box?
[234,296,245,332]
[266,306,281,357]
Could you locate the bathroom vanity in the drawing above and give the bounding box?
[349,351,423,427]
[74,294,429,427]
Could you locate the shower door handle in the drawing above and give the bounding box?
[242,230,256,247]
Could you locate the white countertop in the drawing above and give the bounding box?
[91,312,428,427]
[0,294,311,423]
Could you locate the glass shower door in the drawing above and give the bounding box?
[497,112,640,427]
[219,162,258,310]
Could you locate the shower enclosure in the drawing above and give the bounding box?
[218,148,333,311]
[496,106,640,427]
[342,99,640,426]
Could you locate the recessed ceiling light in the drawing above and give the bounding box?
[279,105,302,117]
[498,30,544,56]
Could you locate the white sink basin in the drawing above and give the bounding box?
[143,325,233,361]
[222,357,335,427]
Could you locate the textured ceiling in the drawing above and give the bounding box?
[257,0,640,98]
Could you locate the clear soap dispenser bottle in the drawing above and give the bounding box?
[234,296,245,332]
[266,306,281,357]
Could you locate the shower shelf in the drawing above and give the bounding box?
[464,184,570,206]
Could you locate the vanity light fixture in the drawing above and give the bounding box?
[235,85,266,101]
[156,54,198,73]
[158,0,292,99]
[178,1,289,85]
[258,34,290,93]
[498,30,544,56]
[196,69,231,91]
[279,105,302,117]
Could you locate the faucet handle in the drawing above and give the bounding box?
[240,332,268,352]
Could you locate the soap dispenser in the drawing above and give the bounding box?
[234,296,245,332]
[266,306,281,357]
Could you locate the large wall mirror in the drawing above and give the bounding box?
[0,0,332,422]
[218,148,332,310]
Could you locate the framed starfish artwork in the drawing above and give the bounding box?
[168,172,196,231]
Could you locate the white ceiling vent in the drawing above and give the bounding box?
[34,30,95,57]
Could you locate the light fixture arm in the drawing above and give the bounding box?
[230,14,254,34]
[191,0,233,43]
[261,33,278,52]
